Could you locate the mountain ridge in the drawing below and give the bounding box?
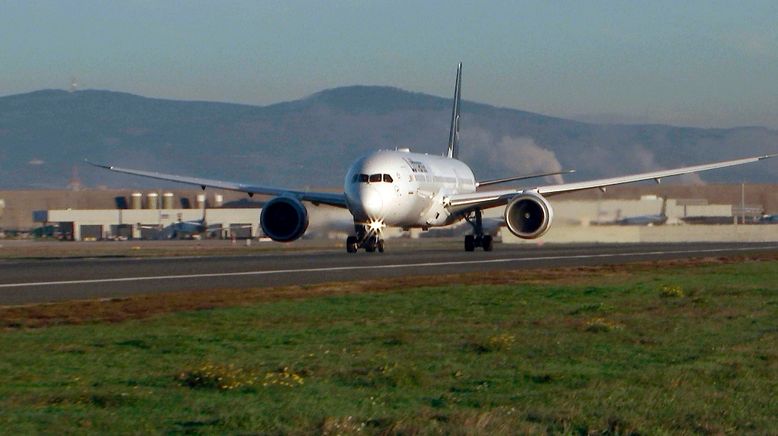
[0,87,776,189]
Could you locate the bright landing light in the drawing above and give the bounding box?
[368,219,385,233]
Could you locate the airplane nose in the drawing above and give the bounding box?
[359,186,384,218]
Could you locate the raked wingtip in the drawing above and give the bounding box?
[83,159,113,170]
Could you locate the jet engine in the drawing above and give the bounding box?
[260,197,309,242]
[504,192,554,239]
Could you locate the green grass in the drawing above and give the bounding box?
[1,260,777,434]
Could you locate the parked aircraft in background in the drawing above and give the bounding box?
[138,219,216,240]
[164,210,227,239]
[759,214,778,224]
[168,217,213,239]
[616,197,668,226]
[594,197,669,226]
[164,211,252,240]
[89,64,776,252]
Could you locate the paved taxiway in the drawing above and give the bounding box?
[1,242,777,305]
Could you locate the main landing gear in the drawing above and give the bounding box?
[346,224,385,253]
[464,209,493,252]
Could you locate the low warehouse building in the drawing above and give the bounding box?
[36,208,261,241]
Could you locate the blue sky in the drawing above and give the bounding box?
[2,0,777,128]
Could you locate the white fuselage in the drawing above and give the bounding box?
[344,149,476,228]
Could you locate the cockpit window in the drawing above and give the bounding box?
[354,173,393,183]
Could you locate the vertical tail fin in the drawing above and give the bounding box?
[447,62,462,159]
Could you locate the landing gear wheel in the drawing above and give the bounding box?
[482,235,493,252]
[349,223,386,253]
[464,235,475,252]
[346,236,358,253]
[365,237,377,253]
[464,208,494,252]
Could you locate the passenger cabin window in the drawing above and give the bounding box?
[383,174,393,183]
[369,174,382,183]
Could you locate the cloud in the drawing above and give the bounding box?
[28,158,45,166]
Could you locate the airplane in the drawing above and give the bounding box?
[594,197,669,226]
[169,217,213,239]
[136,219,217,240]
[616,197,668,226]
[163,209,253,240]
[88,63,776,253]
[166,211,222,239]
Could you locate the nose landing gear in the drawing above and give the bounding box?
[346,224,385,253]
[464,209,493,252]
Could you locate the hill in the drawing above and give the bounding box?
[0,88,776,189]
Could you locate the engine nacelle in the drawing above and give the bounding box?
[504,192,554,239]
[260,197,309,242]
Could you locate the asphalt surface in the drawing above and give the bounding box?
[1,241,777,305]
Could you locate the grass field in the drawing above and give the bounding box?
[1,258,776,434]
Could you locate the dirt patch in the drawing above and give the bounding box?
[2,253,777,329]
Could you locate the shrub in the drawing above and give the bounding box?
[467,333,516,354]
[584,318,624,333]
[660,285,685,298]
[177,363,303,390]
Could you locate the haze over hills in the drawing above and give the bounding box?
[0,88,776,190]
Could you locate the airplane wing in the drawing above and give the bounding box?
[447,154,776,209]
[86,161,348,208]
[476,169,576,187]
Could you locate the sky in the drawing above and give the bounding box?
[1,0,777,129]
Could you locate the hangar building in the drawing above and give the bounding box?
[33,192,262,241]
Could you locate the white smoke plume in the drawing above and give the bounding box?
[678,172,706,185]
[631,144,659,171]
[493,136,565,184]
[462,128,566,184]
[631,144,706,185]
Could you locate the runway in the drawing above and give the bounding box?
[1,241,777,305]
